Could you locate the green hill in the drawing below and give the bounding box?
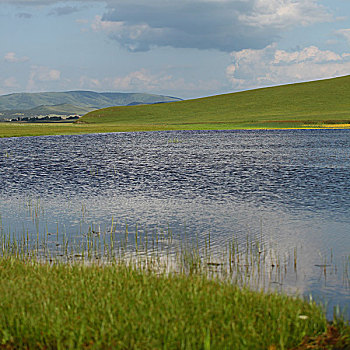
[27,103,94,116]
[81,76,350,129]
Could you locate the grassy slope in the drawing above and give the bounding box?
[82,75,350,129]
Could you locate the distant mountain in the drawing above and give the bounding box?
[0,91,182,120]
[0,104,95,120]
[27,103,95,115]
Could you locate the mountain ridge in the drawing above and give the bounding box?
[0,91,182,120]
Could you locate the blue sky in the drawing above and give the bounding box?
[1,0,349,99]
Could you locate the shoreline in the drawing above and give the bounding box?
[1,122,350,138]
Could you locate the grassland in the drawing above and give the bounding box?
[1,76,350,138]
[0,122,147,138]
[81,75,350,129]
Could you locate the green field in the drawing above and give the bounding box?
[81,75,350,129]
[1,76,350,138]
[0,122,144,138]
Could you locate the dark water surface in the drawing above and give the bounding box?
[0,129,349,318]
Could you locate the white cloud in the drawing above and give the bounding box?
[4,52,29,63]
[273,46,342,64]
[239,0,331,28]
[27,65,61,90]
[77,69,221,96]
[33,66,60,81]
[4,77,20,88]
[79,76,101,89]
[48,5,80,16]
[335,28,350,44]
[226,44,350,90]
[17,12,32,19]
[76,18,89,24]
[106,69,173,91]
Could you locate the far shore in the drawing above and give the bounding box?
[1,122,350,138]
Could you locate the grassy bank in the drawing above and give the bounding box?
[0,257,336,349]
[0,218,349,349]
[1,76,350,138]
[0,122,149,138]
[2,120,350,139]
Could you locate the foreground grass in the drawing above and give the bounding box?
[0,257,345,350]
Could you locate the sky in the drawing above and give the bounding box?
[0,0,350,99]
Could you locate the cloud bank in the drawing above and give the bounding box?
[92,0,331,52]
[78,68,222,95]
[3,0,332,53]
[4,52,29,63]
[48,5,81,16]
[27,65,61,90]
[335,28,350,44]
[226,44,350,90]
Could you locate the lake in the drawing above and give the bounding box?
[0,129,349,319]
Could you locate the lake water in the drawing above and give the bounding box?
[0,129,349,319]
